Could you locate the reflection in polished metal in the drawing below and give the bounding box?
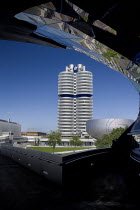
[14,1,140,87]
[86,119,134,139]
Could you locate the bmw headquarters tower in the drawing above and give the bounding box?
[58,64,93,137]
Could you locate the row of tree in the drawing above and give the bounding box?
[95,126,128,148]
[35,126,128,152]
[47,131,82,153]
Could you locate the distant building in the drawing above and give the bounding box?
[0,119,21,142]
[39,137,96,147]
[20,132,47,146]
[58,64,93,137]
[21,132,47,137]
[86,119,134,139]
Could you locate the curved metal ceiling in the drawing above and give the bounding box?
[0,0,140,87]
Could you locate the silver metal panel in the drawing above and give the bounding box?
[86,119,134,139]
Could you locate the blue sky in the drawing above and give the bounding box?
[0,40,139,132]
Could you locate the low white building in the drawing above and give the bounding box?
[40,138,95,147]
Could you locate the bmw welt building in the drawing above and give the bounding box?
[58,64,93,137]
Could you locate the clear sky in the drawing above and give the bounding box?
[0,40,139,132]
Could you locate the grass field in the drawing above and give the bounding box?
[27,146,95,153]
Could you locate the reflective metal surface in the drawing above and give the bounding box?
[14,1,140,89]
[86,119,134,139]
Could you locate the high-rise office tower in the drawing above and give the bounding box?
[58,64,93,137]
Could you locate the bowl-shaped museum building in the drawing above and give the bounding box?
[86,119,134,139]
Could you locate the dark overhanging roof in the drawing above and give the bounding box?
[0,0,140,84]
[0,1,139,55]
[0,1,66,48]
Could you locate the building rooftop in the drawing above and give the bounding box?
[0,119,19,124]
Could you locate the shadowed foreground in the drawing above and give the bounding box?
[0,153,140,210]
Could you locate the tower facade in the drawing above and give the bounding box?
[58,64,93,137]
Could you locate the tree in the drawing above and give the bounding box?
[48,131,62,153]
[95,126,128,149]
[70,134,82,152]
[34,138,40,146]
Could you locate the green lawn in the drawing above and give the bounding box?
[27,146,95,153]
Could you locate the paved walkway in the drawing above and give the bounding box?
[0,154,63,210]
[0,154,139,210]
